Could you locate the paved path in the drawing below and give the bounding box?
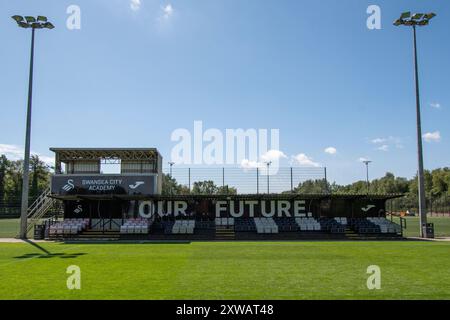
[0,238,50,243]
[407,237,450,242]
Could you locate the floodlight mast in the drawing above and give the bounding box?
[265,161,272,194]
[362,160,372,195]
[393,12,436,238]
[11,15,54,239]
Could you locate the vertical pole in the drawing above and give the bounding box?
[412,25,428,238]
[267,163,270,194]
[222,167,225,189]
[20,27,35,239]
[256,168,259,194]
[188,168,191,192]
[366,163,369,195]
[324,167,328,194]
[290,167,293,193]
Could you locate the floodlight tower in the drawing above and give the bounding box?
[362,160,372,195]
[265,161,272,194]
[11,15,54,239]
[168,161,175,177]
[394,12,436,238]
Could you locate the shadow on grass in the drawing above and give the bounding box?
[13,239,87,259]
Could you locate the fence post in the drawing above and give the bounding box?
[188,168,191,191]
[256,168,259,194]
[222,167,225,189]
[290,167,293,193]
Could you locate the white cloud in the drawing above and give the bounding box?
[324,147,337,155]
[358,157,370,162]
[377,144,389,152]
[423,131,441,143]
[240,149,286,171]
[370,136,403,150]
[161,4,174,19]
[0,144,54,165]
[371,138,386,144]
[430,102,441,109]
[260,149,287,162]
[292,153,320,167]
[240,159,263,170]
[130,0,141,11]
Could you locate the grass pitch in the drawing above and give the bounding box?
[1,216,449,239]
[0,241,449,300]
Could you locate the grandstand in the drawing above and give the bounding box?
[27,147,406,241]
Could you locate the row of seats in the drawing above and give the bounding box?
[254,218,279,234]
[49,218,89,236]
[172,220,195,234]
[367,217,402,234]
[234,218,256,232]
[349,218,381,234]
[318,218,346,233]
[334,217,348,225]
[295,217,321,231]
[196,220,215,229]
[273,217,298,232]
[215,218,235,226]
[120,218,150,234]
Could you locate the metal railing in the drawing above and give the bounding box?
[163,166,327,194]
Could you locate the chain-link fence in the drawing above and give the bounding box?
[164,167,327,194]
[387,196,450,217]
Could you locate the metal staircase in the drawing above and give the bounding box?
[26,188,61,233]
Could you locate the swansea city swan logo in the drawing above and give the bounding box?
[129,181,145,190]
[62,179,75,192]
[361,205,376,213]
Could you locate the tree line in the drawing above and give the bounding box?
[1,153,449,212]
[0,154,51,203]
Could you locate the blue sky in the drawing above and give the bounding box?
[0,0,448,184]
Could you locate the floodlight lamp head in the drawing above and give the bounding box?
[400,12,411,19]
[393,19,403,26]
[424,13,436,20]
[411,13,424,20]
[25,16,36,23]
[12,15,24,23]
[17,21,30,28]
[43,22,55,29]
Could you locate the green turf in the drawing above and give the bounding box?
[391,216,450,237]
[0,219,20,238]
[0,218,45,238]
[1,217,450,239]
[0,241,449,299]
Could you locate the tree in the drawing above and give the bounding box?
[192,180,218,195]
[29,155,51,198]
[0,155,9,202]
[161,174,190,195]
[5,159,23,201]
[191,180,237,195]
[292,179,330,194]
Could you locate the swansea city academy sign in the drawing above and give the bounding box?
[51,174,157,195]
